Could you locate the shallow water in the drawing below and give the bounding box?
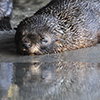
[1,62,100,100]
[1,0,100,100]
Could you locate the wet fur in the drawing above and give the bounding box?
[15,0,100,55]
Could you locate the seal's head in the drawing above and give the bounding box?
[15,29,55,55]
[15,15,58,55]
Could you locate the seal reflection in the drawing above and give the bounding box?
[0,62,100,100]
[13,62,100,100]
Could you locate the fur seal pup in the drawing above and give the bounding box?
[15,0,100,55]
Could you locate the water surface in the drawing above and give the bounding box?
[0,62,100,100]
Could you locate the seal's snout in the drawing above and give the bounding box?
[19,38,32,55]
[23,42,31,49]
[23,38,32,49]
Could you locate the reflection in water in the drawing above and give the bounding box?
[0,62,100,100]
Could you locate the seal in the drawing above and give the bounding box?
[15,0,100,55]
[0,0,12,31]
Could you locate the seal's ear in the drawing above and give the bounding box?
[0,17,12,31]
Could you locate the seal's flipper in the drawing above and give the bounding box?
[0,0,13,31]
[0,17,12,31]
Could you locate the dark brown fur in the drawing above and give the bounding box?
[15,0,100,55]
[0,0,12,31]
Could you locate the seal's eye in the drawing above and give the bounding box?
[41,38,48,46]
[40,34,52,47]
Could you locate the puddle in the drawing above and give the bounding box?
[0,61,100,100]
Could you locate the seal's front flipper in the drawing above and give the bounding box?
[0,0,13,31]
[0,17,12,31]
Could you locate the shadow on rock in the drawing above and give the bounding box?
[0,30,17,55]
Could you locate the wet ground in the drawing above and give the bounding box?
[0,0,100,100]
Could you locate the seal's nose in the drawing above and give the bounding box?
[24,42,31,48]
[23,39,31,49]
[20,41,31,55]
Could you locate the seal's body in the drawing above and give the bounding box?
[0,0,12,31]
[15,0,100,55]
